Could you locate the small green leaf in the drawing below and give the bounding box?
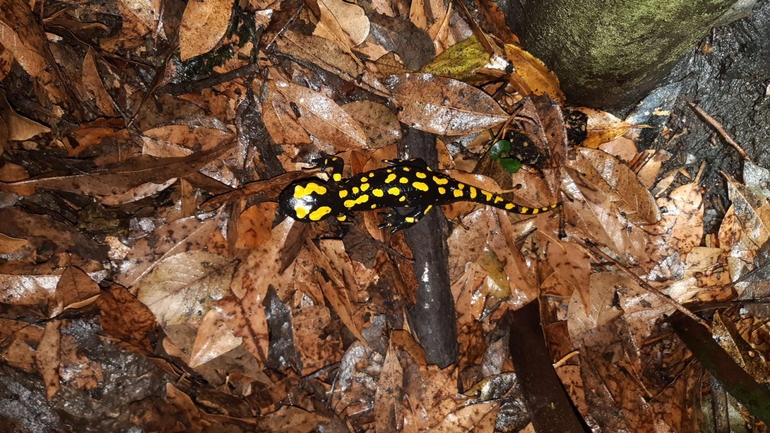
[490,140,511,159]
[500,158,522,173]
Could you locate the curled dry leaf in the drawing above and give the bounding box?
[385,73,508,136]
[179,0,234,61]
[505,44,565,104]
[188,308,242,368]
[567,147,661,225]
[269,80,369,149]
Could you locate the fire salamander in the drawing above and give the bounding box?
[279,155,559,233]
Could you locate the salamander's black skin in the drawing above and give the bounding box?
[278,156,559,233]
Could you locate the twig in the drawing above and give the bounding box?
[689,102,754,164]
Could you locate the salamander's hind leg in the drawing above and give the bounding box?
[378,204,435,233]
[309,154,345,181]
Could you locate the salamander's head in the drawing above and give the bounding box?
[279,178,335,222]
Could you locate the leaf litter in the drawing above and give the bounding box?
[0,0,768,431]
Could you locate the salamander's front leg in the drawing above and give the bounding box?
[378,204,435,233]
[310,154,345,181]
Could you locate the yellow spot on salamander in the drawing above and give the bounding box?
[399,177,409,184]
[337,214,347,221]
[388,187,401,196]
[369,172,375,177]
[353,186,360,194]
[433,176,449,185]
[360,177,368,183]
[295,205,310,219]
[425,205,433,213]
[457,183,465,189]
[482,191,494,201]
[402,167,411,172]
[470,187,477,199]
[494,196,504,204]
[344,195,370,208]
[521,207,530,213]
[339,190,349,198]
[453,189,463,198]
[373,189,384,197]
[370,204,377,209]
[332,173,342,182]
[361,183,370,192]
[309,206,332,221]
[505,203,514,210]
[405,216,415,223]
[415,172,427,179]
[399,196,406,202]
[413,182,429,191]
[438,187,446,195]
[385,173,397,183]
[531,208,539,214]
[294,183,327,199]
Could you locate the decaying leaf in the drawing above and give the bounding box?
[179,0,235,60]
[505,43,565,103]
[269,80,369,149]
[386,73,509,135]
[567,147,661,225]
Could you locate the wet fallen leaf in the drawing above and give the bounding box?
[386,73,508,135]
[505,44,565,104]
[179,0,234,60]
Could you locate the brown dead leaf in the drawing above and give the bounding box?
[724,171,770,250]
[546,240,591,308]
[82,48,119,117]
[36,320,62,400]
[374,343,404,432]
[1,101,51,141]
[0,146,229,203]
[221,218,296,365]
[432,401,499,432]
[116,214,225,288]
[59,333,104,391]
[97,284,160,355]
[341,101,402,149]
[505,44,565,104]
[235,203,277,249]
[179,0,234,61]
[48,266,101,317]
[269,80,369,149]
[567,147,661,225]
[0,319,44,372]
[135,251,234,327]
[0,262,64,306]
[254,405,329,432]
[385,73,508,135]
[0,0,69,105]
[0,232,29,254]
[313,0,370,48]
[189,308,242,368]
[574,107,637,148]
[277,32,389,97]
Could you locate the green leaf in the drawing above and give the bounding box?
[499,158,522,173]
[489,139,511,160]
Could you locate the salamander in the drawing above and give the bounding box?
[278,155,559,232]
